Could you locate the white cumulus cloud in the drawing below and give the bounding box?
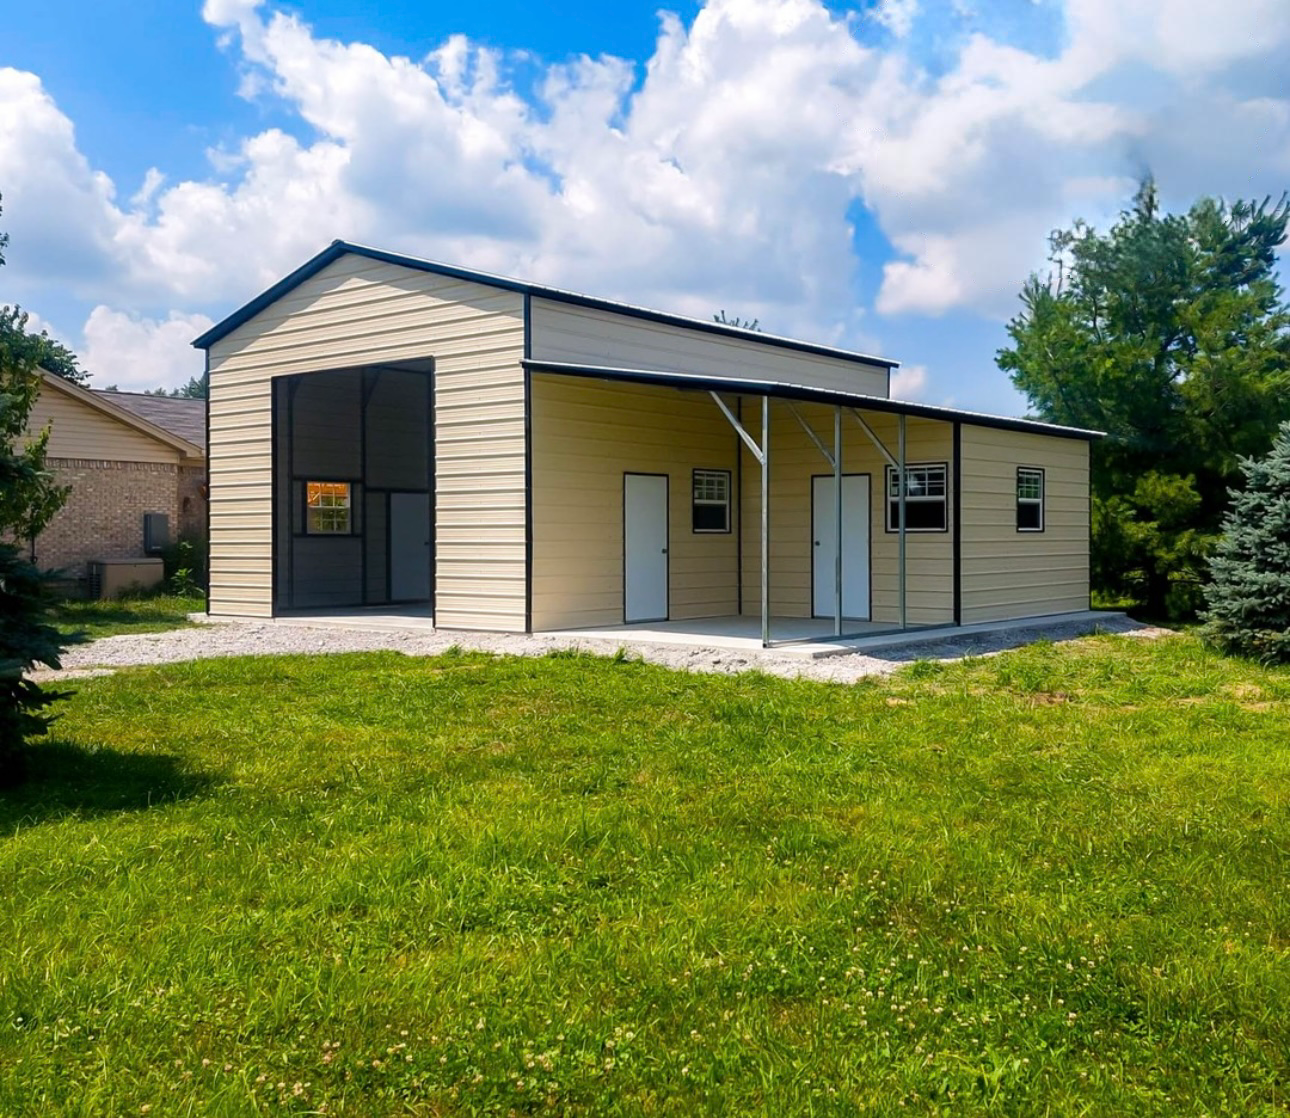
[0,0,1288,396]
[81,308,214,392]
[889,363,928,400]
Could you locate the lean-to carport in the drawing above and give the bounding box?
[524,359,1101,648]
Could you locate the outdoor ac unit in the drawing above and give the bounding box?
[87,558,165,600]
[144,512,170,555]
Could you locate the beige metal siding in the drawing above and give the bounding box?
[27,386,181,465]
[207,254,525,626]
[740,406,954,625]
[531,300,890,397]
[530,375,739,630]
[959,426,1090,623]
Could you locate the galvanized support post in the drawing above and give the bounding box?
[833,405,842,637]
[898,412,907,631]
[761,395,771,648]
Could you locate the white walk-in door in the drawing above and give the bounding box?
[389,492,432,602]
[624,473,668,623]
[812,474,871,620]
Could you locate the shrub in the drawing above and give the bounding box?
[0,542,70,786]
[1202,422,1290,663]
[159,536,208,597]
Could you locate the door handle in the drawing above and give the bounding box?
[661,548,668,554]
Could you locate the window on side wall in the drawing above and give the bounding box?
[305,481,352,535]
[1016,467,1045,532]
[886,463,947,532]
[692,469,731,533]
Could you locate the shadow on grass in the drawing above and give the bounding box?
[50,605,169,639]
[0,740,218,836]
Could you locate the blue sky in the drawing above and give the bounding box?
[2,0,1288,408]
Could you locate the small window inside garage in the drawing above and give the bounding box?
[306,481,353,534]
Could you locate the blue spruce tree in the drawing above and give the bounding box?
[1202,422,1290,662]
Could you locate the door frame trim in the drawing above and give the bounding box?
[809,471,873,622]
[623,471,670,624]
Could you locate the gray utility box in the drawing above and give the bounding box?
[88,558,165,600]
[144,512,170,555]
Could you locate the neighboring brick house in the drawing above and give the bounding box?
[24,371,206,590]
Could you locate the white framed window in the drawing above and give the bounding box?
[692,469,731,533]
[1016,467,1045,532]
[885,463,948,532]
[306,481,352,535]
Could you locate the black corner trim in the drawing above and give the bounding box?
[204,349,212,616]
[952,423,962,626]
[523,293,534,634]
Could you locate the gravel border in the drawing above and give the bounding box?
[31,614,1170,685]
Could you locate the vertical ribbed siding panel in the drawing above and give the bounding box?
[205,254,526,626]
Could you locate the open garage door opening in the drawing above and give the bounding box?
[271,362,434,615]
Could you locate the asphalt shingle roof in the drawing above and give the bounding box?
[96,391,206,453]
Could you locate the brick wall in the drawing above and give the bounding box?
[33,458,181,583]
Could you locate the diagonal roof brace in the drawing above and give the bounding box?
[786,402,835,468]
[710,391,764,465]
[849,408,898,469]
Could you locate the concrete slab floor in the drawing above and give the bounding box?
[194,608,1129,663]
[543,610,1126,660]
[194,606,436,633]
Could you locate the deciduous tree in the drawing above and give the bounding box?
[999,180,1290,616]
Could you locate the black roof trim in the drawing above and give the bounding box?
[522,360,1105,441]
[191,240,899,369]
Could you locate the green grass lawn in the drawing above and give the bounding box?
[50,594,206,641]
[2,634,1288,1115]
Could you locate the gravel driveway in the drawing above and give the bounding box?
[34,613,1167,685]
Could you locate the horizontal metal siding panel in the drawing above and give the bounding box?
[433,320,526,630]
[959,425,1090,624]
[530,375,739,630]
[531,300,889,397]
[740,405,954,624]
[208,372,272,618]
[208,256,526,628]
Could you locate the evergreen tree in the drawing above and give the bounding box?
[0,195,73,785]
[1202,423,1290,662]
[999,179,1290,616]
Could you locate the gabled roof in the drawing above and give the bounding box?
[191,240,899,371]
[38,371,206,459]
[522,360,1105,441]
[100,391,206,453]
